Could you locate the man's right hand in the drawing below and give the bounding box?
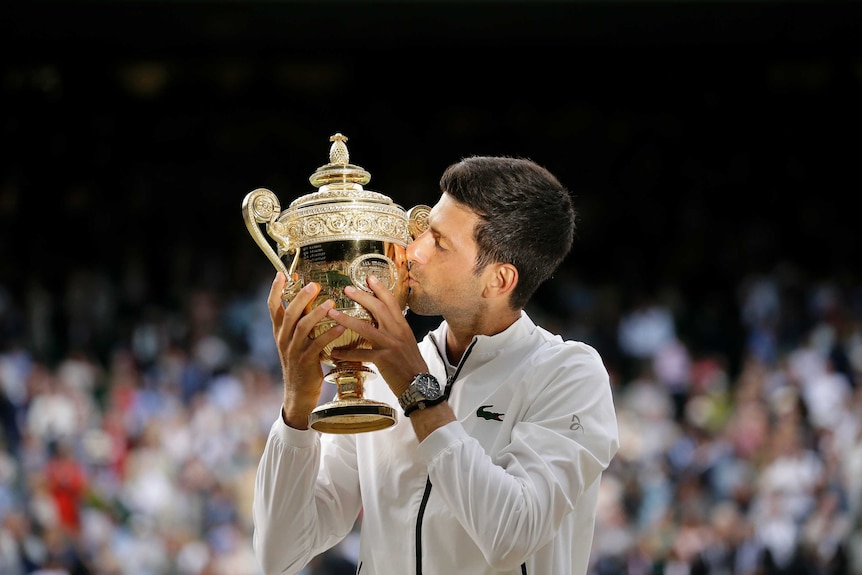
[268,272,346,429]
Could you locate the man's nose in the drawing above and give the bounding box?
[407,232,429,265]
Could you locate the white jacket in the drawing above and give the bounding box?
[253,311,619,575]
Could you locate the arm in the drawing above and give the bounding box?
[252,273,362,574]
[409,401,457,442]
[253,420,362,575]
[419,348,619,570]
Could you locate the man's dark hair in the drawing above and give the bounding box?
[439,155,576,310]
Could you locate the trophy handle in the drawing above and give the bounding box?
[242,188,296,278]
[407,205,431,239]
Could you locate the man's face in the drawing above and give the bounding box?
[406,193,487,318]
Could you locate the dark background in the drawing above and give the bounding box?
[2,0,861,377]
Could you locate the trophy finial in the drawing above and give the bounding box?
[329,133,349,166]
[309,132,371,189]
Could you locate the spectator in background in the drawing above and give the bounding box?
[43,439,88,536]
[617,294,677,363]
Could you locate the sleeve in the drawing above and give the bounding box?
[252,415,363,575]
[416,343,619,571]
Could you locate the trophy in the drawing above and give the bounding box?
[242,133,430,433]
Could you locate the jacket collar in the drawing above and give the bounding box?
[429,310,537,367]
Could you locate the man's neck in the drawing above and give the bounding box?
[444,309,520,365]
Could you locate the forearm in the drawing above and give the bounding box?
[416,422,601,570]
[253,416,362,575]
[253,421,321,574]
[410,401,457,442]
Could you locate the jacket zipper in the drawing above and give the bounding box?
[413,336,476,574]
[414,477,433,574]
[413,335,529,574]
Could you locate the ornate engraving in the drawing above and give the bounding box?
[290,188,391,206]
[280,207,410,247]
[252,193,279,220]
[407,205,431,239]
[349,254,397,293]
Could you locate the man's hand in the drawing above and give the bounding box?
[268,272,346,429]
[325,275,427,398]
[326,275,457,442]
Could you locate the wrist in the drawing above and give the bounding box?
[410,401,456,442]
[403,396,446,417]
[282,392,318,430]
[281,406,311,430]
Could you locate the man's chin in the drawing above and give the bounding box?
[407,294,435,317]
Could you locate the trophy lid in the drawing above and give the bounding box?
[290,133,396,208]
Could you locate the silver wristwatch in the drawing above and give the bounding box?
[398,373,443,416]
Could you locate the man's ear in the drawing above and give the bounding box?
[484,263,518,300]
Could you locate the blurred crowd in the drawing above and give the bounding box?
[0,262,860,575]
[585,272,862,575]
[3,2,860,573]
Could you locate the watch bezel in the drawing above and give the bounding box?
[412,373,441,400]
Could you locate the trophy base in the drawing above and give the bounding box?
[309,398,397,434]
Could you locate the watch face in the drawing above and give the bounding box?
[414,373,442,400]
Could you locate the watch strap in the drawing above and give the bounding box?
[404,395,446,417]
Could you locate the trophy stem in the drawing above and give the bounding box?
[330,361,372,400]
[308,361,397,434]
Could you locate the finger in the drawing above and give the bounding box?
[343,282,395,325]
[297,300,347,360]
[330,346,375,364]
[272,282,320,345]
[324,306,370,336]
[365,274,397,305]
[292,282,321,311]
[363,275,404,321]
[309,322,347,356]
[296,298,336,340]
[268,272,287,321]
[282,283,325,338]
[269,274,319,319]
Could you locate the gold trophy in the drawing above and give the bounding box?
[242,133,430,433]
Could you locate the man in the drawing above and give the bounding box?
[253,156,620,575]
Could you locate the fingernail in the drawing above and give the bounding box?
[304,283,316,293]
[344,286,355,295]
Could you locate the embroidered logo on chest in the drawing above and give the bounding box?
[476,405,504,421]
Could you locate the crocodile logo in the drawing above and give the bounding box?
[477,405,504,421]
